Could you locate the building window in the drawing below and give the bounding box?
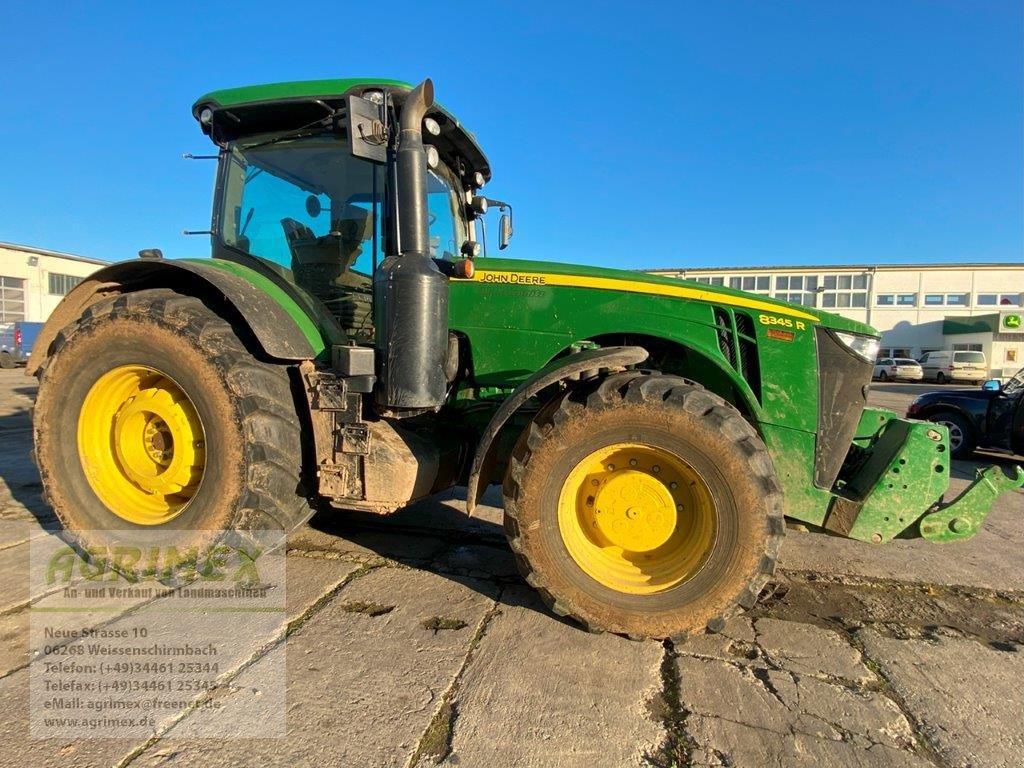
[724,275,773,296]
[0,276,26,322]
[978,294,998,306]
[952,343,983,352]
[876,294,894,306]
[896,294,917,306]
[48,273,84,296]
[813,273,867,311]
[924,294,944,306]
[999,293,1022,306]
[945,293,968,306]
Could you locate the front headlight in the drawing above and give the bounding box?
[833,331,880,363]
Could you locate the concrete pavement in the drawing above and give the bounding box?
[1,368,1022,767]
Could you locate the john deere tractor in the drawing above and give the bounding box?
[29,78,1023,639]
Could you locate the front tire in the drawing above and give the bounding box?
[34,289,313,550]
[503,372,783,640]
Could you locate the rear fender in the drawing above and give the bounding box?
[28,258,329,375]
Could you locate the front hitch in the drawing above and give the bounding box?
[823,414,1023,544]
[918,464,1024,542]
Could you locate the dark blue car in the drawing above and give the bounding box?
[907,368,1024,459]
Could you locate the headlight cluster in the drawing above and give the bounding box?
[833,331,880,363]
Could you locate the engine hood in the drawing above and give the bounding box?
[469,257,878,337]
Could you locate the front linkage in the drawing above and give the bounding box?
[824,409,1023,544]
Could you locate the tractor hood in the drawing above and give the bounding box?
[469,257,878,337]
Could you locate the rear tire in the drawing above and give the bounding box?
[936,371,946,384]
[928,410,976,459]
[503,372,783,640]
[33,289,313,551]
[0,351,14,369]
[878,370,888,381]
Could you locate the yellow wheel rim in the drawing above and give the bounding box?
[77,365,206,525]
[557,443,717,595]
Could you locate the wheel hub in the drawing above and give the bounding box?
[557,443,717,595]
[592,471,677,552]
[77,365,206,525]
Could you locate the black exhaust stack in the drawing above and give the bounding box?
[373,79,450,415]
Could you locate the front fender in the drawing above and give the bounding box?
[28,258,331,375]
[464,345,649,514]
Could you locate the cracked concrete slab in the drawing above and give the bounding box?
[136,567,497,767]
[754,618,875,684]
[860,628,1024,768]
[677,654,931,767]
[439,586,663,768]
[686,715,934,768]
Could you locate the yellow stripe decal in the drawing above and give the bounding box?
[469,269,820,322]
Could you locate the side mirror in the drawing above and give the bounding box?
[982,379,1002,392]
[498,213,513,250]
[305,195,322,218]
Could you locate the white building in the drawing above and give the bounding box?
[0,242,109,324]
[646,263,1024,377]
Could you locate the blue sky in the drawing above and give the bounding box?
[0,1,1020,270]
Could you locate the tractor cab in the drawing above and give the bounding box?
[192,79,492,343]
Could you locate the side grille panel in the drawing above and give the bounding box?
[713,307,762,403]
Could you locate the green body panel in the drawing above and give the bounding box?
[447,256,879,528]
[758,424,834,526]
[181,258,331,359]
[450,257,870,435]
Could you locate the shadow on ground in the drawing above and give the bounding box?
[301,487,569,626]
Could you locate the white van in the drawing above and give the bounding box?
[917,350,988,384]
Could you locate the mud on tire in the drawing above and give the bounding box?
[33,288,313,551]
[503,371,784,640]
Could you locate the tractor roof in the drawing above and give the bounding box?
[192,78,490,182]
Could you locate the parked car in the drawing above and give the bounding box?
[907,367,1024,458]
[0,321,44,368]
[872,357,924,382]
[918,349,988,385]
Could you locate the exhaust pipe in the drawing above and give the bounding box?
[396,78,434,258]
[373,79,451,415]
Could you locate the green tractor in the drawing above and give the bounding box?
[28,78,1023,639]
